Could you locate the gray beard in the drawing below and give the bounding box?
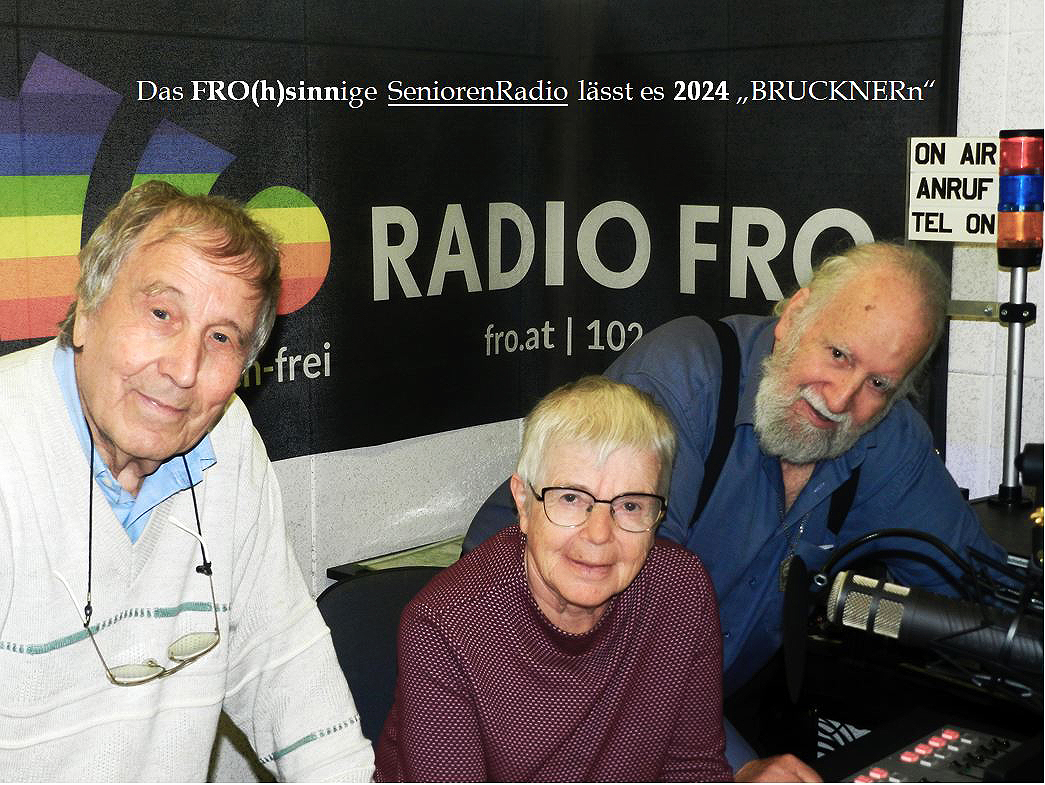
[753,349,891,465]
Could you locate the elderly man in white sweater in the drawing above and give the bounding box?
[0,181,374,781]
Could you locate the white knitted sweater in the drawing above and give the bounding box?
[0,341,374,781]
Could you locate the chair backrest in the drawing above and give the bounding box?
[317,566,443,745]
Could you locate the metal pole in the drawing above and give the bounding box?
[1000,266,1027,494]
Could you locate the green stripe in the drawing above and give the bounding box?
[0,175,90,217]
[153,601,215,618]
[271,733,317,762]
[130,172,221,195]
[259,718,361,764]
[0,602,229,655]
[247,186,317,210]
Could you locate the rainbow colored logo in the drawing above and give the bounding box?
[0,53,330,342]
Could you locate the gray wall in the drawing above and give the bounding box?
[946,0,1044,499]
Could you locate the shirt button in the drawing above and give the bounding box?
[748,577,757,587]
[723,630,731,639]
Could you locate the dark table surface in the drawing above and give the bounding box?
[970,495,1038,558]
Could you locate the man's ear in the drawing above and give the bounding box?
[509,473,530,534]
[774,287,811,344]
[71,302,90,347]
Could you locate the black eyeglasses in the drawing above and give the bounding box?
[53,428,220,686]
[530,484,666,533]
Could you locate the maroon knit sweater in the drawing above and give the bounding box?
[375,526,731,782]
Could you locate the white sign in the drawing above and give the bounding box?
[907,136,998,243]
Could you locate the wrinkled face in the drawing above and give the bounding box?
[73,221,260,478]
[512,442,660,634]
[755,268,932,464]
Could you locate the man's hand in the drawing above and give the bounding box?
[735,754,822,782]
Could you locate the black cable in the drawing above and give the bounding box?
[817,527,986,605]
[966,545,1035,585]
[84,417,94,627]
[182,454,211,576]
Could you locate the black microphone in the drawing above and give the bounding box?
[826,571,1043,674]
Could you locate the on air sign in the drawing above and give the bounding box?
[907,136,998,243]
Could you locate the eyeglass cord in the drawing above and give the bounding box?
[81,418,211,630]
[85,417,94,627]
[184,455,211,576]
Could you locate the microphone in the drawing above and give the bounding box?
[826,571,1043,675]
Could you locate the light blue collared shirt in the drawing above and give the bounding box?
[53,345,216,543]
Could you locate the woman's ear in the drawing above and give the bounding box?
[510,473,530,534]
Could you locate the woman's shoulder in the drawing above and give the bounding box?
[641,538,717,606]
[406,526,524,624]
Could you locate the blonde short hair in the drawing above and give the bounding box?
[516,376,677,496]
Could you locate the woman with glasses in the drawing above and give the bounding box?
[375,376,731,782]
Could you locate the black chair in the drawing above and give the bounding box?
[316,565,443,744]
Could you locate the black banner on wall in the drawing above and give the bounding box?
[0,1,961,459]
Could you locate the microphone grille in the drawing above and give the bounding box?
[826,571,846,622]
[874,599,904,638]
[841,589,873,630]
[827,572,909,637]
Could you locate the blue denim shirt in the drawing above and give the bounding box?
[605,314,1009,693]
[53,344,215,543]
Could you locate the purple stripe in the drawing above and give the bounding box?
[0,95,121,133]
[20,53,119,97]
[136,120,235,174]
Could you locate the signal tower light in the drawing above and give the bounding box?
[997,130,1044,266]
[994,129,1042,506]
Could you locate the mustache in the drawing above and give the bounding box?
[799,388,849,425]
